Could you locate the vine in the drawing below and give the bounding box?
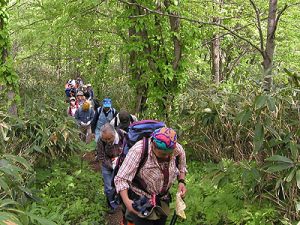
[0,0,19,110]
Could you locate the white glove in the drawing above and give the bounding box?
[81,122,86,126]
[86,121,91,126]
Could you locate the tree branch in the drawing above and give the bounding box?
[249,0,264,52]
[119,0,263,55]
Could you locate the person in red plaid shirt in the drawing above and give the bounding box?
[114,127,187,225]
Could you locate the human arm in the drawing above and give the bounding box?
[119,189,139,215]
[95,139,105,162]
[114,141,144,193]
[74,109,82,125]
[91,108,99,133]
[175,144,187,198]
[86,109,95,125]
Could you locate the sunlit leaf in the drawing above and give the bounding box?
[296,170,300,189]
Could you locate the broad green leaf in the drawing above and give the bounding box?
[266,155,294,164]
[285,168,296,182]
[0,178,9,194]
[0,212,22,225]
[296,170,300,189]
[27,213,56,225]
[265,125,281,140]
[253,123,264,153]
[266,163,293,173]
[3,155,32,171]
[254,95,267,109]
[0,199,19,209]
[266,96,276,112]
[235,109,252,124]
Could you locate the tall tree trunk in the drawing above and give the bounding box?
[211,33,221,84]
[263,0,277,92]
[127,0,148,114]
[163,0,182,122]
[211,0,223,84]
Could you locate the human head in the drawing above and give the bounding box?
[102,98,112,112]
[87,84,92,90]
[100,123,116,144]
[118,110,131,131]
[70,97,76,106]
[82,101,90,111]
[152,127,177,151]
[76,91,85,100]
[151,127,177,159]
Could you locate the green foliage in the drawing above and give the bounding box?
[30,156,106,224]
[170,161,278,224]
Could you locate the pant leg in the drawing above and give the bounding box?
[95,130,100,143]
[101,165,118,209]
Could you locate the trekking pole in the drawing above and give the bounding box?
[169,211,178,225]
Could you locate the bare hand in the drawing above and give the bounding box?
[178,183,187,198]
[125,199,139,215]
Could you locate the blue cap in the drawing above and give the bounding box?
[103,98,112,108]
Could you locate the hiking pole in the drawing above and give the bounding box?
[169,211,178,225]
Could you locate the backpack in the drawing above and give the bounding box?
[112,120,166,190]
[114,114,134,132]
[91,106,118,133]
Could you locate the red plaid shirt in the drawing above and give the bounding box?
[114,139,187,198]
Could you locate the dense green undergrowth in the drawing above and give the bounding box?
[179,160,282,225]
[29,156,106,225]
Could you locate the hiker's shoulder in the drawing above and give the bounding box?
[130,140,144,152]
[174,142,185,155]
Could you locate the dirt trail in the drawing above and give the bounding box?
[82,151,123,225]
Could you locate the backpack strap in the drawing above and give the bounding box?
[114,114,118,127]
[97,106,103,115]
[112,108,118,118]
[129,115,134,123]
[131,137,149,192]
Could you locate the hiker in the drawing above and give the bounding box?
[96,123,125,213]
[91,98,117,142]
[114,127,187,225]
[76,91,86,106]
[87,83,94,100]
[82,85,91,100]
[75,101,94,143]
[110,110,137,132]
[76,77,84,88]
[65,79,71,89]
[67,97,78,117]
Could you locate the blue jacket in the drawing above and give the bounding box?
[75,108,94,124]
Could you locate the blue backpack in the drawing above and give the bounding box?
[112,120,165,189]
